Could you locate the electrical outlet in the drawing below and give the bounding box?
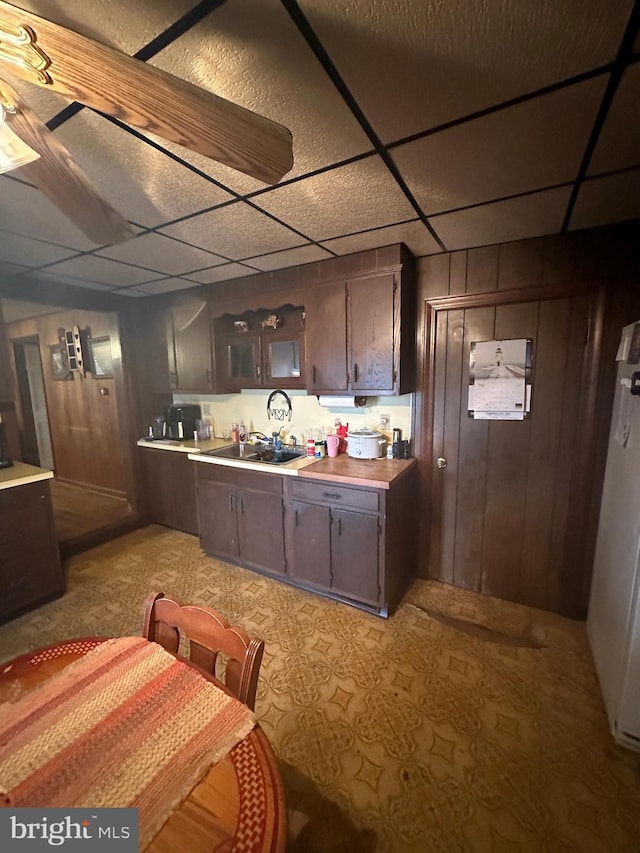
[379,414,390,430]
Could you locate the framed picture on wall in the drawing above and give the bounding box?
[88,336,114,378]
[49,344,73,381]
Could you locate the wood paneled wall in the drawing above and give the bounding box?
[413,221,640,618]
[6,309,127,496]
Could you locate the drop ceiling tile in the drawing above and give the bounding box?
[0,177,99,250]
[161,203,303,259]
[183,263,258,285]
[321,219,441,256]
[127,278,199,295]
[25,272,115,292]
[53,112,234,228]
[96,233,227,275]
[569,169,640,231]
[0,262,29,275]
[2,1,197,123]
[391,77,605,216]
[589,64,640,175]
[148,0,371,193]
[0,232,79,267]
[1,298,64,322]
[42,255,159,287]
[252,157,416,241]
[431,186,572,251]
[246,244,333,271]
[298,0,633,142]
[114,289,148,298]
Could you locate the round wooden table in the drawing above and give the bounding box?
[0,638,287,853]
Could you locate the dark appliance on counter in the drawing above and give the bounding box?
[165,404,201,440]
[0,419,13,469]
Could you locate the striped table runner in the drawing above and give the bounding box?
[0,637,256,848]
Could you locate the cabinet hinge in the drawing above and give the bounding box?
[378,520,383,536]
[393,277,398,294]
[392,369,397,384]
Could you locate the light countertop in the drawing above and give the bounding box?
[0,462,54,491]
[138,437,415,489]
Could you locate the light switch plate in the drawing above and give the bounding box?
[379,414,390,429]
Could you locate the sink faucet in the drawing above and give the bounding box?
[271,429,284,452]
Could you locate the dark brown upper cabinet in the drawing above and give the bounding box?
[306,254,416,396]
[168,298,214,392]
[306,282,348,393]
[144,297,214,394]
[214,306,305,392]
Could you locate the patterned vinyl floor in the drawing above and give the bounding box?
[1,525,639,852]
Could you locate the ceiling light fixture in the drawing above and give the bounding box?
[0,99,40,175]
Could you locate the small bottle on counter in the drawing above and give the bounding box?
[306,438,316,458]
[315,435,326,458]
[231,423,239,443]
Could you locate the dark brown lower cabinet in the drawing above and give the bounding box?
[140,448,198,535]
[197,464,286,577]
[290,501,381,604]
[288,481,383,609]
[0,479,64,624]
[195,460,418,617]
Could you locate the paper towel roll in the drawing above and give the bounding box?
[317,396,368,408]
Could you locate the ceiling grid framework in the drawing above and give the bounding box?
[0,0,637,298]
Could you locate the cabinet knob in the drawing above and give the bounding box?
[312,365,317,384]
[353,363,359,383]
[436,457,447,469]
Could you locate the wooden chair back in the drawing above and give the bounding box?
[142,592,264,711]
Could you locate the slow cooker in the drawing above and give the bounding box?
[346,428,386,459]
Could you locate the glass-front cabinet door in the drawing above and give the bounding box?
[265,334,305,386]
[224,335,261,389]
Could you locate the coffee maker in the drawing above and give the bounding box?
[165,404,201,440]
[0,416,13,469]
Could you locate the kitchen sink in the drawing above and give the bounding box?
[202,445,306,465]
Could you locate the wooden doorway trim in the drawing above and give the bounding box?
[416,279,607,607]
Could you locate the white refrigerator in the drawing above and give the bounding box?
[588,320,640,752]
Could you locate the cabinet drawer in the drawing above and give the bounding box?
[196,463,283,494]
[290,479,379,511]
[0,480,46,509]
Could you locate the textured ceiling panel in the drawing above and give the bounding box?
[1,297,63,321]
[246,244,333,270]
[253,157,416,240]
[0,1,637,292]
[54,113,234,228]
[161,203,304,258]
[96,232,227,276]
[589,64,640,175]
[149,0,371,192]
[431,187,572,250]
[42,255,159,287]
[129,277,200,295]
[0,231,78,266]
[25,271,115,291]
[183,263,258,285]
[391,77,606,216]
[0,177,97,250]
[570,169,640,231]
[0,262,28,275]
[321,219,441,256]
[298,0,634,142]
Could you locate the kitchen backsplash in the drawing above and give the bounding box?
[172,390,413,444]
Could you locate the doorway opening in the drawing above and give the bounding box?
[6,305,141,556]
[13,337,54,470]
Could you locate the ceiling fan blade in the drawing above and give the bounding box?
[0,78,136,245]
[0,1,294,184]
